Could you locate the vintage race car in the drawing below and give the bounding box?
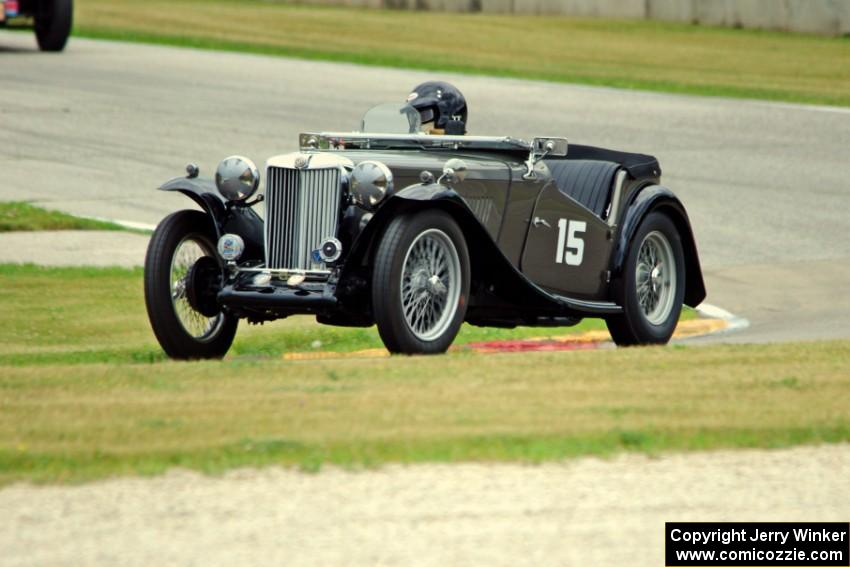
[0,0,72,51]
[144,102,706,358]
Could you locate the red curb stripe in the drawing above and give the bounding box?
[465,339,602,353]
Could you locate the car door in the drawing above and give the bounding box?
[520,177,614,300]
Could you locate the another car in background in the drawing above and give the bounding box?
[0,0,72,51]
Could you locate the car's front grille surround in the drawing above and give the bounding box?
[264,166,342,272]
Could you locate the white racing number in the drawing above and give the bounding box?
[556,219,586,266]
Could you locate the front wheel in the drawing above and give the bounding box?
[606,211,685,346]
[144,210,238,359]
[35,0,73,52]
[372,209,470,354]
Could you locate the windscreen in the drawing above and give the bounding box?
[360,103,422,134]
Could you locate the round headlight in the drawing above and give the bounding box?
[350,161,393,210]
[215,156,260,201]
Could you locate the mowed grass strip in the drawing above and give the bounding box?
[0,264,848,484]
[1,341,848,485]
[0,264,623,365]
[0,202,128,232]
[75,0,850,106]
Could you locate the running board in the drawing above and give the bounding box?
[551,294,623,315]
[519,271,623,316]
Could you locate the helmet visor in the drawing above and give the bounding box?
[417,107,435,124]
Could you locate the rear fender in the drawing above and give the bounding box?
[612,185,707,307]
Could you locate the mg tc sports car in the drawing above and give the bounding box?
[144,100,706,358]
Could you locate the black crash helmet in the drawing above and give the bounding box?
[406,81,468,135]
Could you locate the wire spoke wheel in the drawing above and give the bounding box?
[635,230,677,326]
[145,210,238,360]
[372,210,469,354]
[400,229,461,342]
[606,211,685,347]
[170,236,225,341]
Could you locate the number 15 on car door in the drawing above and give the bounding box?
[556,219,586,266]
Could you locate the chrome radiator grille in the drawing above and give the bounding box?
[265,166,342,271]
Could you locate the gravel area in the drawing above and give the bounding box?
[1,444,847,567]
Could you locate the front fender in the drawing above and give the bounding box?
[393,182,460,202]
[340,182,609,319]
[612,185,707,307]
[158,176,264,261]
[159,176,228,237]
[342,182,468,272]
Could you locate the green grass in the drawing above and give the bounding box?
[74,0,850,107]
[0,201,129,232]
[2,339,849,485]
[1,263,848,485]
[0,263,637,366]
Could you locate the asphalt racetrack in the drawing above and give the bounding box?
[2,32,850,567]
[3,33,849,342]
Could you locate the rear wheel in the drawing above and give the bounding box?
[35,0,73,52]
[372,210,470,354]
[606,211,685,346]
[144,210,238,359]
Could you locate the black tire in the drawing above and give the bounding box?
[35,0,73,52]
[372,209,470,354]
[606,211,685,346]
[144,210,238,360]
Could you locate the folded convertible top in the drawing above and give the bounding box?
[564,144,661,179]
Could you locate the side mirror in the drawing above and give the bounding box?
[441,158,468,184]
[533,137,569,158]
[524,137,569,180]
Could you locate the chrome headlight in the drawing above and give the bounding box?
[350,161,393,211]
[215,156,260,202]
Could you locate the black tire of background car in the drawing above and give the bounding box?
[372,209,471,354]
[144,210,238,360]
[35,0,73,52]
[606,211,685,346]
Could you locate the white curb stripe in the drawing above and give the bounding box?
[81,215,157,232]
[695,302,750,334]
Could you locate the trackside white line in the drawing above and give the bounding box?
[81,215,157,232]
[752,101,850,115]
[696,302,750,334]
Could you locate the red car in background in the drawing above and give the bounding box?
[0,0,72,51]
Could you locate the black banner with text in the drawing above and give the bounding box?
[666,522,849,566]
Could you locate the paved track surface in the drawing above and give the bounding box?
[2,445,848,567]
[2,33,849,342]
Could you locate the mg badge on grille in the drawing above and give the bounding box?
[294,155,309,169]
